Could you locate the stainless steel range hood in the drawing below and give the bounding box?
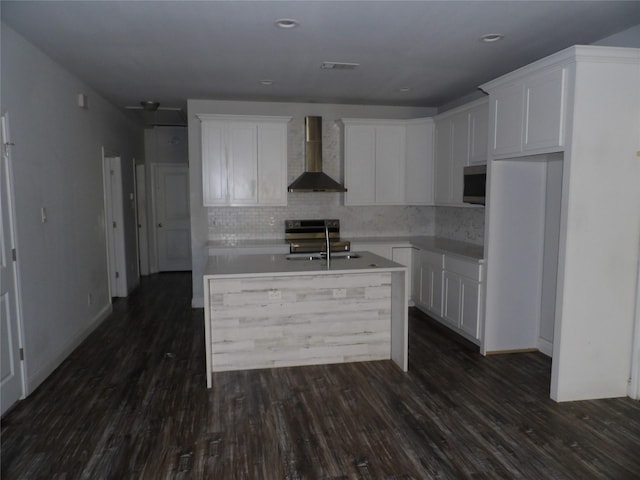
[287,116,347,192]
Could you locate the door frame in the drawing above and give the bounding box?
[1,112,27,412]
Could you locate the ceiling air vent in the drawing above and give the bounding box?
[320,61,360,70]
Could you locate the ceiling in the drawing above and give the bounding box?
[2,1,639,126]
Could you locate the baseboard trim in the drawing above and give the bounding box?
[537,338,553,357]
[26,303,113,395]
[192,296,204,308]
[485,348,539,355]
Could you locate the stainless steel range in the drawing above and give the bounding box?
[285,219,350,254]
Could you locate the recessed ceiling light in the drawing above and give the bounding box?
[480,33,504,43]
[260,79,274,86]
[399,87,411,92]
[275,18,299,29]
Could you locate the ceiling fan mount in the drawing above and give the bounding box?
[124,100,182,112]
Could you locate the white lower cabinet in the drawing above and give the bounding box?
[443,271,462,326]
[460,276,482,338]
[416,249,483,344]
[418,250,443,316]
[352,240,484,343]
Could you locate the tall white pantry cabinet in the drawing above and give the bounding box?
[481,46,640,402]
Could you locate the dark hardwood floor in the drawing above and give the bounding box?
[2,272,639,479]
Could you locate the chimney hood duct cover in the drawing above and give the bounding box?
[287,116,347,192]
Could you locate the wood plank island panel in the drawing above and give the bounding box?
[208,272,392,372]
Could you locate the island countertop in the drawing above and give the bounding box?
[203,251,407,278]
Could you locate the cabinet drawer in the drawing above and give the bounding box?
[444,256,482,280]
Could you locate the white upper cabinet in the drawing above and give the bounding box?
[374,124,406,204]
[485,64,567,159]
[343,119,405,206]
[523,67,566,152]
[434,98,488,206]
[468,100,489,164]
[198,114,290,206]
[342,118,434,206]
[405,118,435,205]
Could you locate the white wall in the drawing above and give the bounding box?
[188,99,437,307]
[551,50,640,401]
[593,24,640,47]
[1,24,144,394]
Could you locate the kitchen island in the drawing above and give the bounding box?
[203,252,408,387]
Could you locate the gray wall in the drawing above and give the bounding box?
[1,24,144,393]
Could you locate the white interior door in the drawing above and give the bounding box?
[1,113,25,415]
[154,163,191,271]
[103,153,127,297]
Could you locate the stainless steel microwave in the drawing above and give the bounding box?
[463,165,486,205]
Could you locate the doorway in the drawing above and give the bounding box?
[1,113,25,415]
[151,163,191,271]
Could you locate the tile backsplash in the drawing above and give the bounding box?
[208,198,436,242]
[435,206,485,246]
[208,202,485,245]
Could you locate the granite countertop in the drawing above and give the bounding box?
[207,236,484,262]
[203,251,406,278]
[345,236,484,261]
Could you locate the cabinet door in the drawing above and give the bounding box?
[468,101,489,164]
[201,120,228,206]
[443,271,462,327]
[491,82,525,157]
[461,277,481,339]
[524,67,566,153]
[257,122,287,205]
[434,119,452,205]
[375,125,406,204]
[405,120,434,205]
[344,125,376,205]
[228,123,258,205]
[449,112,469,204]
[411,248,422,303]
[420,251,443,315]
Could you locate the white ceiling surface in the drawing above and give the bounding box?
[2,1,639,125]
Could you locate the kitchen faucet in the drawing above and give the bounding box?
[324,222,331,268]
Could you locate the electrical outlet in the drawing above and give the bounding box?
[87,293,93,305]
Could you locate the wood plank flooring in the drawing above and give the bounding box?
[2,272,639,479]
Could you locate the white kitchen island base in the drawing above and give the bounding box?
[203,252,408,387]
